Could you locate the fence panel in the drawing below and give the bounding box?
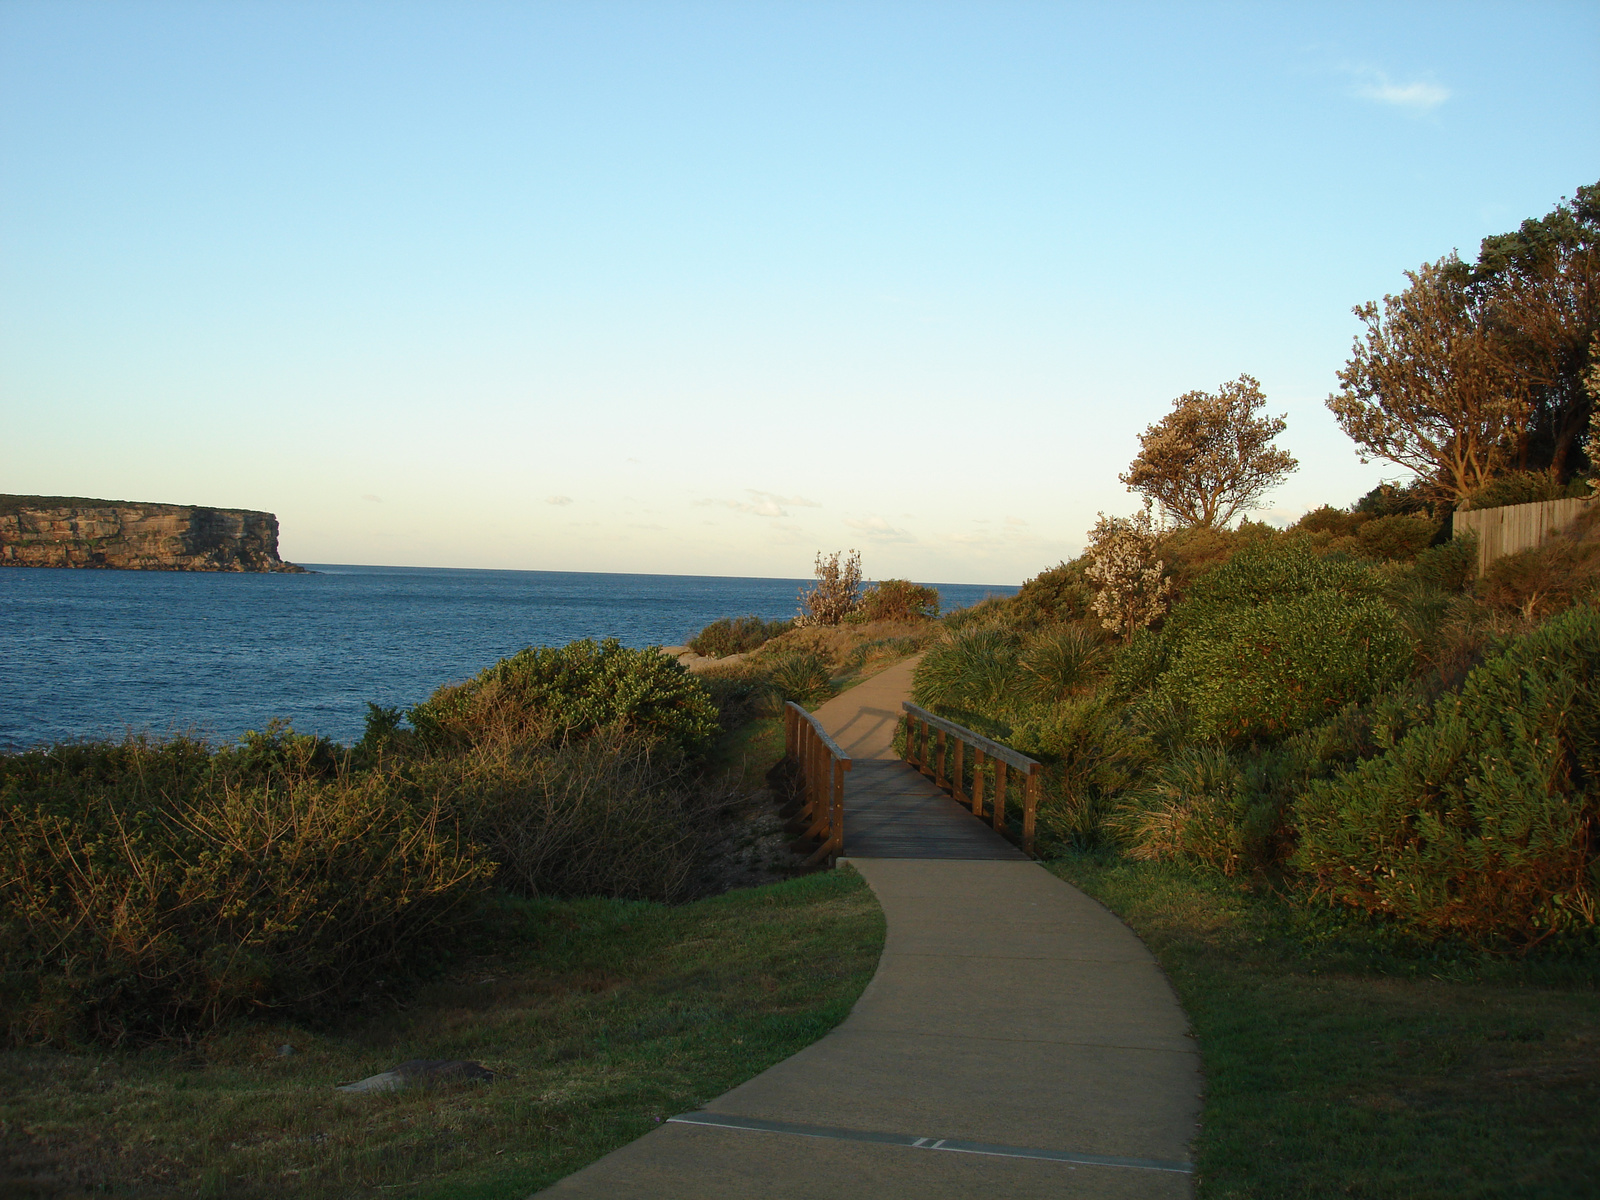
[1454,496,1594,573]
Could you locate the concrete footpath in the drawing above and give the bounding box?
[535,658,1202,1199]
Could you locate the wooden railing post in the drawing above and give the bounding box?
[951,739,965,806]
[972,747,985,818]
[935,729,947,788]
[1023,765,1039,858]
[993,759,1008,833]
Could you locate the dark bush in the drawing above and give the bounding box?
[1356,514,1441,561]
[688,615,792,658]
[0,735,491,1045]
[409,638,720,757]
[1458,470,1577,511]
[856,579,939,622]
[1292,505,1365,538]
[1292,604,1600,946]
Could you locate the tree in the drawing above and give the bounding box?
[798,550,862,626]
[1083,503,1173,641]
[1120,374,1298,527]
[1329,183,1599,498]
[1326,257,1528,501]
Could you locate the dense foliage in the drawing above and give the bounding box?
[1,643,740,1045]
[687,615,793,658]
[912,491,1600,949]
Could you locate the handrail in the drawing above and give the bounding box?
[900,700,1043,857]
[782,702,852,868]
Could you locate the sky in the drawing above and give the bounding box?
[2,2,1597,584]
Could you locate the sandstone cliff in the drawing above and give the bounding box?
[0,495,305,572]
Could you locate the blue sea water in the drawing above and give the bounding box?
[0,565,1015,750]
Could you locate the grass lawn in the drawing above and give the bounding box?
[1049,853,1600,1199]
[1,868,884,1199]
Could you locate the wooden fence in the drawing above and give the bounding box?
[1454,496,1595,574]
[900,701,1044,857]
[782,702,851,868]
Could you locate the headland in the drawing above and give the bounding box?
[0,494,304,572]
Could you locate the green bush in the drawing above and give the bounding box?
[1356,514,1440,561]
[1163,592,1413,742]
[912,629,1021,715]
[0,735,491,1045]
[764,650,835,707]
[687,615,792,658]
[856,579,939,621]
[1292,604,1600,946]
[1166,540,1385,640]
[1011,561,1093,625]
[1109,746,1249,874]
[1017,699,1153,847]
[1018,626,1108,705]
[409,638,720,757]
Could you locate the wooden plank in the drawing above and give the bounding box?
[1454,496,1595,573]
[901,702,1043,773]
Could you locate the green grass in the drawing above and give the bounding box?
[1049,853,1600,1199]
[0,869,884,1199]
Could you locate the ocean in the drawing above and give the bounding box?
[0,565,1015,750]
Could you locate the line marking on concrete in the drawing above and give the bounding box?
[666,1112,1193,1174]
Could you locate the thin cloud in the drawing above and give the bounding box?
[697,489,822,518]
[360,493,382,503]
[844,514,915,543]
[545,495,574,506]
[1347,67,1450,111]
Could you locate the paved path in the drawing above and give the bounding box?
[536,658,1202,1199]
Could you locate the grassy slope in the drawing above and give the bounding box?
[1049,854,1600,1199]
[1,870,885,1200]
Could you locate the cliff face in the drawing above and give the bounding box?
[0,495,305,573]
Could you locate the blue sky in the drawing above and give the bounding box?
[3,1,1597,583]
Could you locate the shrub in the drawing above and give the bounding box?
[408,638,720,757]
[1356,514,1440,561]
[1017,699,1153,847]
[1011,561,1093,625]
[856,579,939,622]
[1084,505,1173,639]
[912,629,1021,715]
[688,615,791,658]
[1458,470,1576,510]
[0,737,491,1045]
[1018,626,1108,705]
[1478,532,1600,619]
[1292,604,1600,946]
[409,728,727,903]
[1166,540,1385,639]
[1162,591,1413,742]
[1109,746,1249,874]
[1413,534,1478,592]
[798,550,862,626]
[764,650,835,707]
[1292,505,1365,538]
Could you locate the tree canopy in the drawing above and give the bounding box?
[1329,182,1599,499]
[1119,374,1298,528]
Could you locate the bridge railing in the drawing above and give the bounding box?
[782,701,852,868]
[900,701,1043,857]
